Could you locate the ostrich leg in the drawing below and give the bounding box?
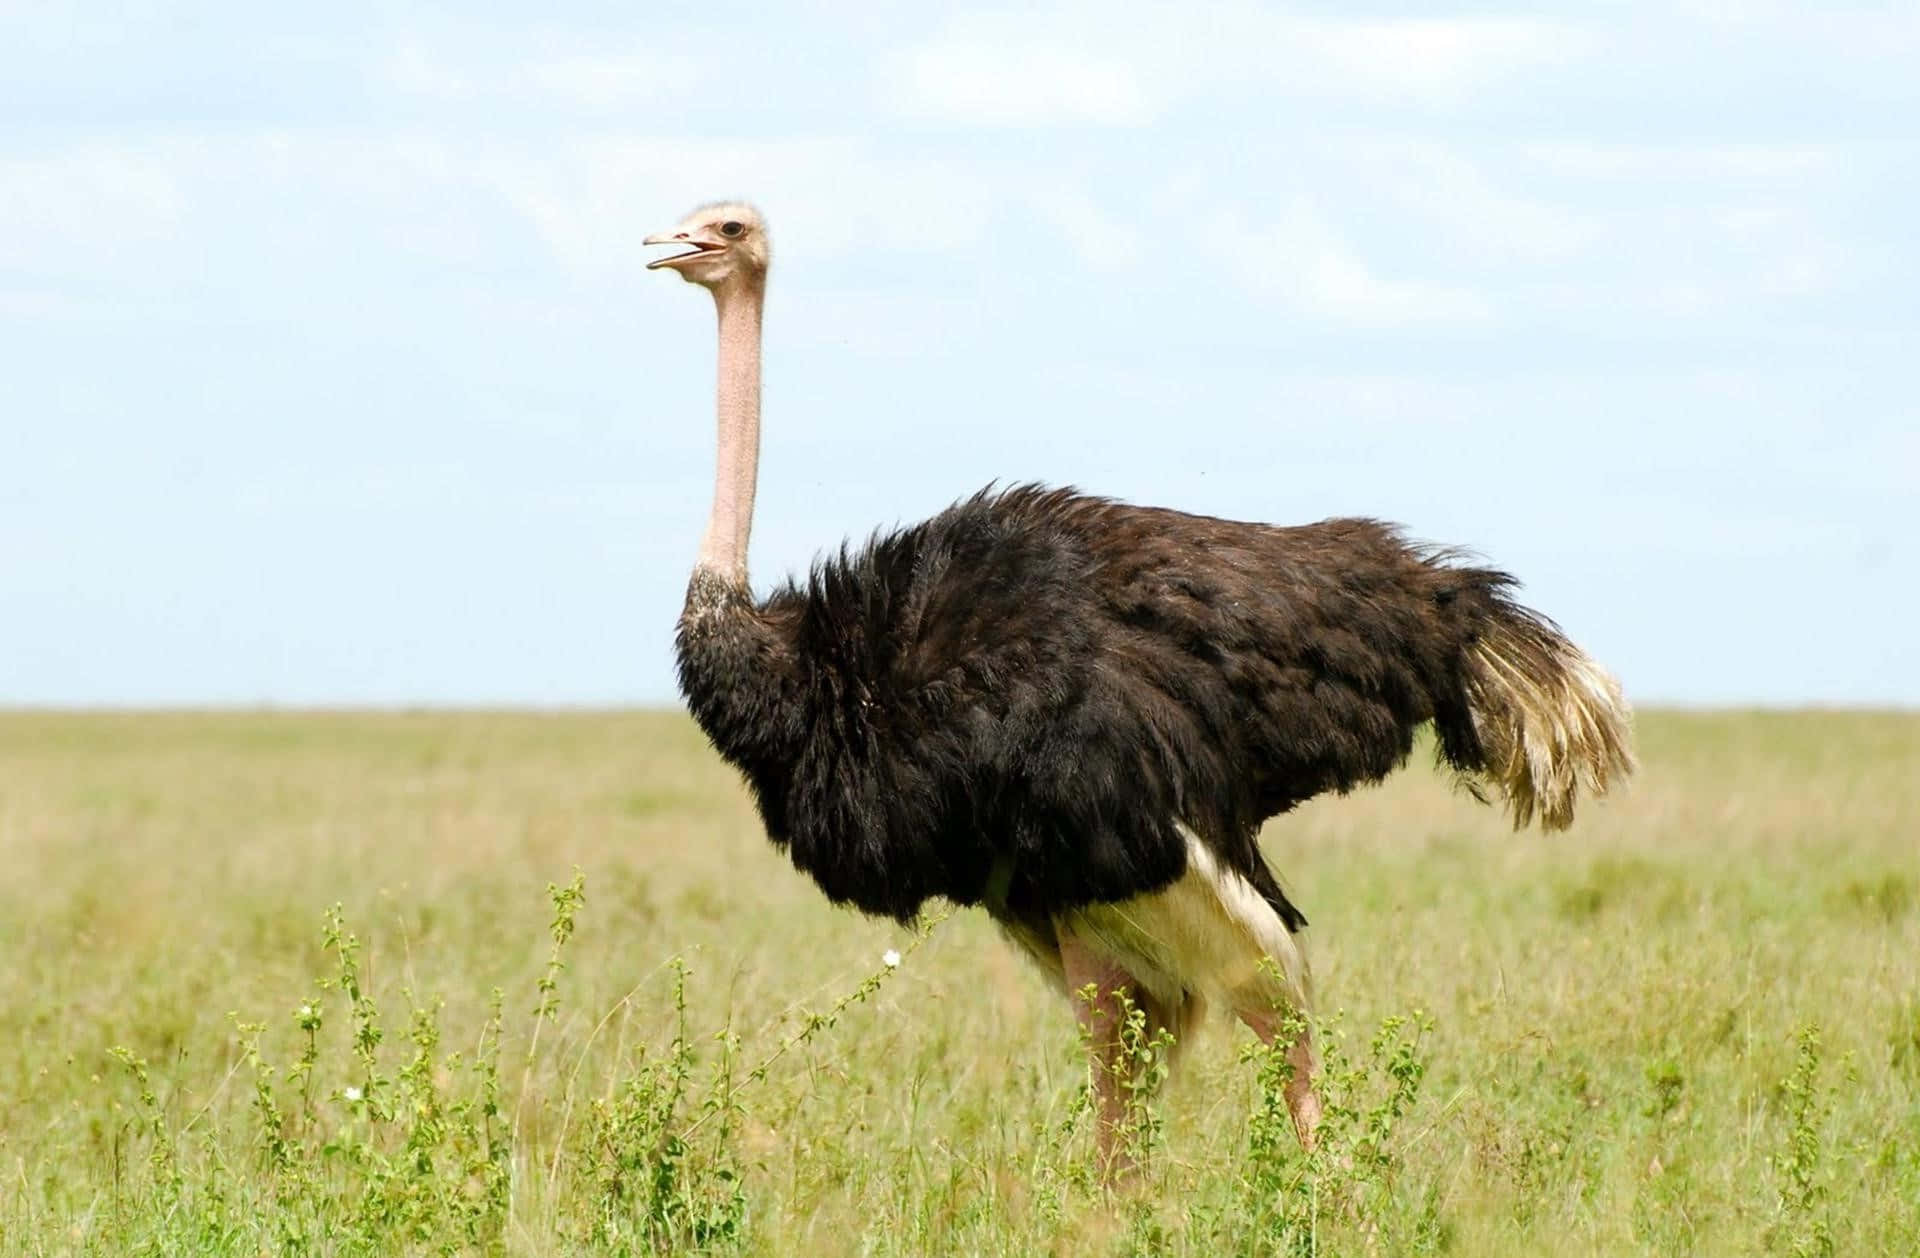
[1057,933,1174,1182]
[1234,1004,1322,1150]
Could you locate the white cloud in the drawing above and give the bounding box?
[1286,17,1590,102]
[0,147,186,269]
[381,37,701,111]
[1216,198,1492,327]
[1524,142,1836,180]
[383,42,472,101]
[1672,0,1791,22]
[1755,253,1831,298]
[1714,206,1791,238]
[887,6,1590,125]
[522,52,700,109]
[890,39,1154,125]
[1026,184,1141,270]
[1323,139,1597,262]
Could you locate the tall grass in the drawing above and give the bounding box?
[2,710,1916,1254]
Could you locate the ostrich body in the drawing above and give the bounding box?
[647,202,1634,1171]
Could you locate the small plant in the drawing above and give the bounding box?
[1238,1006,1315,1256]
[1770,1022,1834,1258]
[1029,1072,1095,1229]
[1111,988,1176,1175]
[1890,999,1920,1077]
[577,960,745,1254]
[106,1046,182,1212]
[576,912,939,1254]
[515,870,588,1150]
[1236,1001,1435,1255]
[1644,1057,1685,1119]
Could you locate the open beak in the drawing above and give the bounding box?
[643,229,722,270]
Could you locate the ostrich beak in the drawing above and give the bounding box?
[644,228,721,270]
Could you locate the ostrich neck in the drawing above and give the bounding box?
[700,281,763,586]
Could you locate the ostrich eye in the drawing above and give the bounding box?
[719,220,745,239]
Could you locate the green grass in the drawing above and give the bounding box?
[1,709,1916,1255]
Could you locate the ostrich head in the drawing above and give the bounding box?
[644,202,769,289]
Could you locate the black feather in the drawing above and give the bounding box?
[676,484,1543,932]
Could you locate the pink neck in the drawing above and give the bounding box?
[700,280,763,586]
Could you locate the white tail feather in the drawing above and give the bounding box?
[1468,622,1635,831]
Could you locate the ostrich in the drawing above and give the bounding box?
[644,201,1633,1174]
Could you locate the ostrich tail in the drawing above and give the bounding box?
[1463,608,1636,831]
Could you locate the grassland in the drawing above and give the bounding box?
[1,709,1916,1255]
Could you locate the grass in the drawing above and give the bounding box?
[1,709,1916,1255]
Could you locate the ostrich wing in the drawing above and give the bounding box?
[750,485,1506,928]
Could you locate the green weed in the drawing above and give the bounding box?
[1228,1004,1435,1254]
[1770,1023,1835,1258]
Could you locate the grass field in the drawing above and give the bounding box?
[2,709,1916,1255]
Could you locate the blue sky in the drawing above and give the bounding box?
[3,2,1915,706]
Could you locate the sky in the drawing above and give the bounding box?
[2,2,1915,707]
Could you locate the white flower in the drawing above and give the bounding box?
[344,1085,363,1102]
[882,949,901,969]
